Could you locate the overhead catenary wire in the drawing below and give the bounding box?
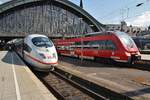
[100,0,149,22]
[99,0,139,20]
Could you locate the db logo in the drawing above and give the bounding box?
[47,56,52,59]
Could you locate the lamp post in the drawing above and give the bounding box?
[80,0,83,8]
[79,18,84,63]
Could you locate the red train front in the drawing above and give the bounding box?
[55,31,141,64]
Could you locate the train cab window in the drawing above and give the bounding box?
[116,31,136,48]
[24,43,32,53]
[32,37,53,47]
[106,40,116,50]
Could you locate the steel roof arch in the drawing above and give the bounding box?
[0,0,105,32]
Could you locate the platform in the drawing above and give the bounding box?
[141,54,150,61]
[0,51,57,100]
[58,56,150,100]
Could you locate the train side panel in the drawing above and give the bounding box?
[55,31,141,63]
[15,34,58,71]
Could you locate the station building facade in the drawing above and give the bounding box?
[105,21,143,36]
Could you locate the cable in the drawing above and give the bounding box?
[99,0,139,20]
[100,0,149,21]
[101,0,149,23]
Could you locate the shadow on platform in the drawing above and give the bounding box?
[1,51,24,66]
[58,56,125,68]
[123,87,150,97]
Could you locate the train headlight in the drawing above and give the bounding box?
[39,53,46,59]
[137,52,141,55]
[125,52,131,57]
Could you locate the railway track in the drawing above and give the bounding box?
[35,67,132,100]
[131,60,150,71]
[116,60,150,71]
[18,53,149,100]
[59,55,150,71]
[35,70,106,100]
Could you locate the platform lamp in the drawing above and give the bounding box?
[89,24,94,27]
[80,0,83,8]
[89,24,94,32]
[79,17,84,63]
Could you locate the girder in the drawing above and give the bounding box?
[0,0,105,37]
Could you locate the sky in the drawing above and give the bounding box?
[0,0,150,27]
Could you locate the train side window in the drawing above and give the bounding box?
[24,43,32,53]
[83,41,89,45]
[97,40,106,50]
[87,41,99,49]
[106,40,116,50]
[75,42,81,45]
[87,41,92,45]
[87,41,98,45]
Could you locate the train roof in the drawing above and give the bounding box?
[25,34,48,39]
[84,31,130,37]
[61,31,129,39]
[63,31,113,38]
[84,31,113,37]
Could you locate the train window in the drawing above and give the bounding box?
[75,42,81,45]
[32,37,53,47]
[116,31,137,48]
[87,41,98,45]
[87,41,105,50]
[91,41,99,49]
[83,41,89,45]
[120,36,135,48]
[115,31,127,36]
[106,40,116,50]
[97,40,106,50]
[24,43,32,53]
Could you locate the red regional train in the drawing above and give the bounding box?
[55,31,141,64]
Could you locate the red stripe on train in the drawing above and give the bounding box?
[25,53,57,65]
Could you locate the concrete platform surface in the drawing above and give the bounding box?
[58,56,150,100]
[0,51,57,100]
[141,54,150,61]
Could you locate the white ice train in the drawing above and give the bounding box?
[14,34,58,71]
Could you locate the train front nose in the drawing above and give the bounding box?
[131,51,141,61]
[43,52,58,65]
[39,47,58,64]
[125,51,141,63]
[35,52,57,71]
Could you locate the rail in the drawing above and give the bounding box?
[35,67,133,100]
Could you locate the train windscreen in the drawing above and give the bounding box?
[32,37,53,47]
[115,31,136,49]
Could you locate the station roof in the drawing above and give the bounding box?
[0,0,105,32]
